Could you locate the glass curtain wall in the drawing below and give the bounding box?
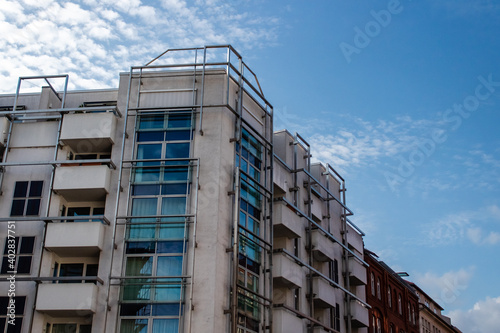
[235,128,264,333]
[120,111,193,333]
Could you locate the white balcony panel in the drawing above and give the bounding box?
[311,229,335,262]
[350,300,369,328]
[349,257,367,286]
[53,165,111,201]
[346,223,364,253]
[45,222,105,256]
[273,307,304,333]
[36,283,98,316]
[273,253,302,288]
[312,276,336,308]
[273,202,302,238]
[60,112,117,152]
[0,117,9,147]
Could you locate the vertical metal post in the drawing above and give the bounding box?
[198,47,207,136]
[232,168,241,333]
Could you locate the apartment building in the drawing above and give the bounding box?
[364,250,419,333]
[406,283,462,333]
[0,45,368,333]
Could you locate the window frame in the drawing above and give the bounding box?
[1,236,35,275]
[10,181,43,217]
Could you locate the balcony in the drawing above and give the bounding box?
[310,229,335,262]
[346,223,364,254]
[60,112,117,152]
[312,276,336,308]
[273,307,304,333]
[273,252,302,288]
[53,164,112,201]
[273,202,302,238]
[45,221,105,257]
[349,256,367,286]
[350,300,369,328]
[36,283,98,316]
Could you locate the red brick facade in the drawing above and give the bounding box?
[365,250,419,333]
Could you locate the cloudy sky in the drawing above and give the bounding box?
[1,0,500,331]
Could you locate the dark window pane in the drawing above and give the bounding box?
[67,207,91,216]
[161,183,188,195]
[1,257,12,274]
[132,185,160,196]
[92,207,105,215]
[126,242,155,254]
[3,237,19,254]
[166,143,190,159]
[120,303,151,316]
[0,318,5,331]
[165,130,191,141]
[13,182,28,198]
[86,264,99,277]
[29,181,43,197]
[17,257,31,274]
[152,303,181,316]
[157,241,185,254]
[19,237,35,254]
[75,154,97,160]
[10,200,25,216]
[168,114,191,128]
[59,263,84,282]
[80,325,92,333]
[6,318,22,333]
[0,296,7,309]
[25,199,41,216]
[137,131,164,142]
[14,296,26,314]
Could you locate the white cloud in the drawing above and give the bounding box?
[414,268,474,308]
[449,296,500,333]
[0,0,280,93]
[424,206,500,246]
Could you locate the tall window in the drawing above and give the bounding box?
[1,237,35,275]
[0,296,26,332]
[377,277,381,300]
[10,181,43,216]
[398,294,402,315]
[236,128,263,333]
[371,273,375,296]
[388,287,392,308]
[329,259,339,284]
[120,111,193,333]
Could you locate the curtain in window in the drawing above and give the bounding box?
[152,319,178,333]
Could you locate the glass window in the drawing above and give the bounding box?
[0,296,25,332]
[10,181,43,216]
[1,237,35,275]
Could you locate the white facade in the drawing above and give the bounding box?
[0,46,367,333]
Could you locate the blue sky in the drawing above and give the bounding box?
[1,0,500,331]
